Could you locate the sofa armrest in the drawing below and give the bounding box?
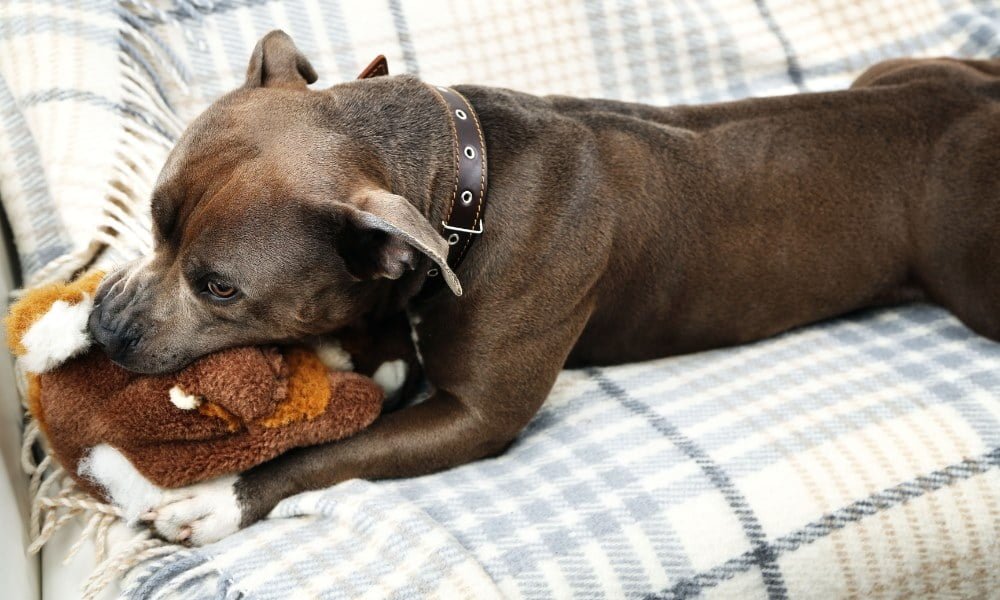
[0,213,40,600]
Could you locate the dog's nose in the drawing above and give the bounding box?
[88,304,140,362]
[99,328,141,362]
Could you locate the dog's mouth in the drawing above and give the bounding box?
[100,348,164,375]
[101,345,195,375]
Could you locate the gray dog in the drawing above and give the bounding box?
[86,30,1000,543]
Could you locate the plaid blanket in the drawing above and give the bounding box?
[1,0,998,598]
[121,307,1000,599]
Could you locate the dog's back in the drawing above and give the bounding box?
[452,58,1000,365]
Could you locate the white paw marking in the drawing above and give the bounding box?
[78,444,164,523]
[149,475,242,545]
[20,295,94,372]
[372,359,408,397]
[168,385,202,410]
[313,339,354,372]
[79,445,242,545]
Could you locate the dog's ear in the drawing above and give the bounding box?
[244,30,318,90]
[332,190,462,296]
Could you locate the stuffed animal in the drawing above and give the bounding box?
[5,271,418,503]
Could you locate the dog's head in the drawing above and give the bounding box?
[89,31,459,374]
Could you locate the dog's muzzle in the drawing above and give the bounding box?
[88,265,152,368]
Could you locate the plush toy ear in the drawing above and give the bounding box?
[332,189,463,296]
[4,271,104,373]
[244,30,318,90]
[173,347,283,422]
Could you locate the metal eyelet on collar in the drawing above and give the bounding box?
[447,233,460,245]
[460,190,473,204]
[455,109,467,120]
[427,268,439,277]
[464,146,476,160]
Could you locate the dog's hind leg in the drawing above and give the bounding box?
[913,102,1000,342]
[929,265,1000,343]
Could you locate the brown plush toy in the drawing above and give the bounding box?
[4,272,401,503]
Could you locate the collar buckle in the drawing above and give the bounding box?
[428,84,489,273]
[441,219,485,235]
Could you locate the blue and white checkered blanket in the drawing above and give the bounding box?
[120,306,1000,599]
[1,0,998,598]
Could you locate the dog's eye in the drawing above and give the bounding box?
[205,280,238,301]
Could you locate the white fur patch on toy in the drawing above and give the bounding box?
[79,445,243,545]
[314,339,354,372]
[20,295,94,373]
[78,444,164,523]
[372,359,407,397]
[169,385,202,410]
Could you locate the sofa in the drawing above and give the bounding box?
[1,215,39,599]
[1,1,998,598]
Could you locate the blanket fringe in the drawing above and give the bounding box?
[18,1,190,597]
[24,3,185,287]
[22,417,185,600]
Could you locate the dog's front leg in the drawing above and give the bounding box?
[235,389,510,524]
[145,302,592,543]
[144,385,502,544]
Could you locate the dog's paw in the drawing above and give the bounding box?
[141,475,242,545]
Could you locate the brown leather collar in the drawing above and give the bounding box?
[357,54,389,79]
[357,56,488,282]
